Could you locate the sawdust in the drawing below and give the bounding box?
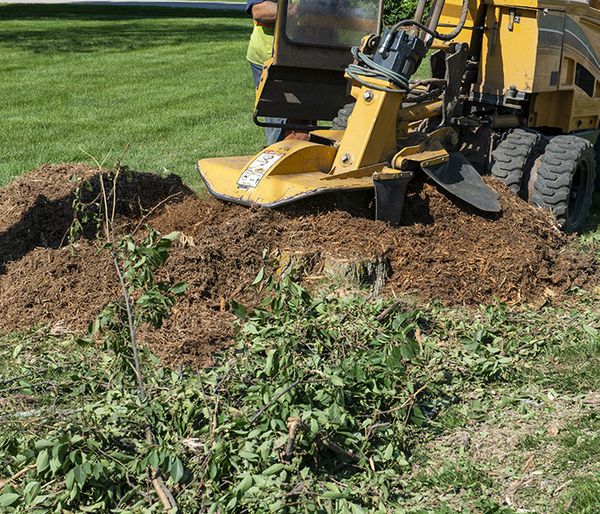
[0,164,597,366]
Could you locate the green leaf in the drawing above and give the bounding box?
[73,465,88,487]
[0,493,20,507]
[65,469,76,491]
[330,375,344,387]
[147,451,160,469]
[236,474,253,494]
[170,458,184,483]
[351,503,368,514]
[321,491,346,499]
[171,282,188,295]
[383,443,393,461]
[50,456,62,473]
[36,449,50,473]
[30,495,49,506]
[265,349,276,376]
[23,481,40,503]
[12,343,23,359]
[209,462,217,480]
[23,481,40,495]
[230,300,247,321]
[252,267,265,286]
[262,463,285,476]
[34,439,54,450]
[239,451,259,461]
[162,231,181,242]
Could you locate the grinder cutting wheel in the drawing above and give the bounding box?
[198,0,599,232]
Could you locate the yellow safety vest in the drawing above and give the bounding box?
[246,22,275,66]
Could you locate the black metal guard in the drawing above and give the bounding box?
[253,113,322,132]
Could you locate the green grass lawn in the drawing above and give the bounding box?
[0,4,262,190]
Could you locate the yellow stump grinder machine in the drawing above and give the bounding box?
[198,0,599,232]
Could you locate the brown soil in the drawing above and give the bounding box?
[0,164,597,366]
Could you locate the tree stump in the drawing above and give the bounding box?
[274,249,390,295]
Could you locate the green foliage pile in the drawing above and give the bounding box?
[2,257,598,512]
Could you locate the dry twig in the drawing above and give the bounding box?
[100,169,178,513]
[284,417,302,462]
[0,463,36,489]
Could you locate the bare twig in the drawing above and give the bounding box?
[0,372,34,387]
[317,435,360,463]
[4,380,57,394]
[113,143,131,173]
[79,148,108,170]
[111,144,130,231]
[376,300,405,323]
[365,422,391,441]
[0,463,36,489]
[376,384,429,416]
[111,252,146,402]
[0,408,81,423]
[111,252,178,513]
[100,171,178,513]
[99,174,113,242]
[151,471,179,512]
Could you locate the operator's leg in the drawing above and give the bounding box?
[250,62,285,145]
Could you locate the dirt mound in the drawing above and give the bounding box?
[0,164,193,273]
[0,164,597,366]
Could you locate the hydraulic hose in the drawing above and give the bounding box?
[346,46,411,92]
[344,0,469,92]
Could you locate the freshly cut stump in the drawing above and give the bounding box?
[275,250,319,280]
[275,249,390,294]
[320,255,391,295]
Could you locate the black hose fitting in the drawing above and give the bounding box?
[373,29,427,82]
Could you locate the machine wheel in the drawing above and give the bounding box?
[332,102,355,130]
[490,128,546,198]
[529,135,596,233]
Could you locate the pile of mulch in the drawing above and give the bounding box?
[0,164,597,366]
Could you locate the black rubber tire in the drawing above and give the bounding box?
[490,128,547,198]
[332,102,355,130]
[529,135,596,233]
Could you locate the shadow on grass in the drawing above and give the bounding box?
[0,4,248,53]
[0,3,246,20]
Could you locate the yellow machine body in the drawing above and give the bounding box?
[198,0,600,223]
[438,0,600,131]
[199,77,442,207]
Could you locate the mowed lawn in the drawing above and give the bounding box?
[0,4,262,189]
